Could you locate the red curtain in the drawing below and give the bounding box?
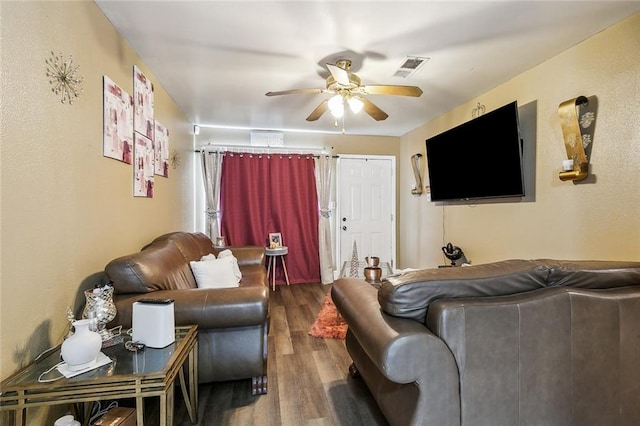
[219,152,320,284]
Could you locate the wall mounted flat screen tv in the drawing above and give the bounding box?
[425,101,524,202]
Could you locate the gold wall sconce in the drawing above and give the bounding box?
[558,96,596,182]
[411,153,424,195]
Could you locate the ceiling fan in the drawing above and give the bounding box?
[265,59,423,122]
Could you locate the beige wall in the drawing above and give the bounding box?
[1,0,194,389]
[398,12,640,269]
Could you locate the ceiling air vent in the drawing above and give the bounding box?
[393,56,430,79]
[251,131,284,147]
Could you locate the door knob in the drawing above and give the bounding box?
[342,217,347,222]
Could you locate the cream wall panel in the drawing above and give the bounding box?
[399,12,640,269]
[1,0,194,395]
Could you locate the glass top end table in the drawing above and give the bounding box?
[340,260,395,285]
[0,325,198,426]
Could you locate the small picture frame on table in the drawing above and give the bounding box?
[268,233,282,248]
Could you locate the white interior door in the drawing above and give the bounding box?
[336,156,395,276]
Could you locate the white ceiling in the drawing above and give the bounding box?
[95,1,640,137]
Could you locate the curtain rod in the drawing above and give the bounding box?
[195,145,338,157]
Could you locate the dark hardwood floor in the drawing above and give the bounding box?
[166,283,388,426]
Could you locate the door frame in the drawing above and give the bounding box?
[334,154,396,279]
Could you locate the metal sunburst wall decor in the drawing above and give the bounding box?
[45,51,84,104]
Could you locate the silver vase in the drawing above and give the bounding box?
[82,285,117,342]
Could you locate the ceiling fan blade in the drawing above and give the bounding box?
[361,97,389,121]
[306,99,329,121]
[360,85,423,97]
[266,88,324,96]
[326,64,351,86]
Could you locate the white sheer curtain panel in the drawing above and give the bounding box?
[200,151,224,239]
[315,155,335,284]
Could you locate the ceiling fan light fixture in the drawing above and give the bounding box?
[347,96,364,114]
[328,94,344,118]
[267,58,420,123]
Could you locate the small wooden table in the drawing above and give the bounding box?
[0,325,198,426]
[266,246,290,291]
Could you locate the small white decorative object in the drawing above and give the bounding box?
[562,159,574,171]
[54,415,81,426]
[61,319,102,371]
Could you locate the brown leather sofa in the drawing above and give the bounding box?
[104,232,269,395]
[332,259,640,425]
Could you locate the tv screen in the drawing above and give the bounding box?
[425,101,524,202]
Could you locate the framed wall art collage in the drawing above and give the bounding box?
[103,65,169,198]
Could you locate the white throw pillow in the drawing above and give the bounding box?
[217,249,233,258]
[200,253,216,261]
[216,249,242,280]
[190,256,241,288]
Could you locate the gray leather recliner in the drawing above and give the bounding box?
[332,259,640,425]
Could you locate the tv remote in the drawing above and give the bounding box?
[138,298,174,304]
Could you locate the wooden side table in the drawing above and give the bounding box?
[0,325,198,426]
[266,246,290,291]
